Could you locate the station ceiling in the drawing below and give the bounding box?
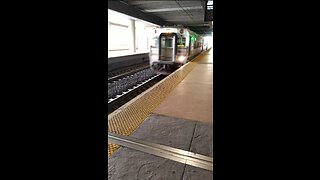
[108,0,213,36]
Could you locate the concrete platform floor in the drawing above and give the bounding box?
[153,53,213,123]
[108,147,213,180]
[108,113,213,179]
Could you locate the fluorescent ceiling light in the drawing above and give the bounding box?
[144,6,203,13]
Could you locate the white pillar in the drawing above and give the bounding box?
[131,19,136,53]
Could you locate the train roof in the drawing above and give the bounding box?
[155,26,202,37]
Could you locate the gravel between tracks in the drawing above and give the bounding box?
[106,68,157,103]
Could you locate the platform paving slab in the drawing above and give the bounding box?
[189,122,213,157]
[130,113,196,151]
[108,114,213,179]
[182,165,213,180]
[108,147,185,180]
[130,113,213,157]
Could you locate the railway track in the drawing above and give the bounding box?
[108,65,150,83]
[108,63,149,79]
[107,74,164,114]
[106,68,165,115]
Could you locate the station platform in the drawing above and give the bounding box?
[108,48,213,179]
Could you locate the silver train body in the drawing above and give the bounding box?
[149,27,206,74]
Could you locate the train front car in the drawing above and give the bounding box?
[149,27,190,74]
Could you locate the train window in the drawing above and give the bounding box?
[161,37,173,48]
[177,37,186,48]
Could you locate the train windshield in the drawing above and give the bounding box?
[161,38,173,48]
[177,37,186,48]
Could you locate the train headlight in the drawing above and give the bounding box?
[178,56,185,62]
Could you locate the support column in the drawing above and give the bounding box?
[131,19,136,53]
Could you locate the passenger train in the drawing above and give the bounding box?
[149,26,207,74]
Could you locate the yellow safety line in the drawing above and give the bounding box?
[107,50,210,157]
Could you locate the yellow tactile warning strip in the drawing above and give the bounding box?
[108,49,211,157]
[108,143,119,156]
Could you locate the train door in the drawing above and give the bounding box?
[159,33,177,61]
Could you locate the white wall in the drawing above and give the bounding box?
[108,9,159,58]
